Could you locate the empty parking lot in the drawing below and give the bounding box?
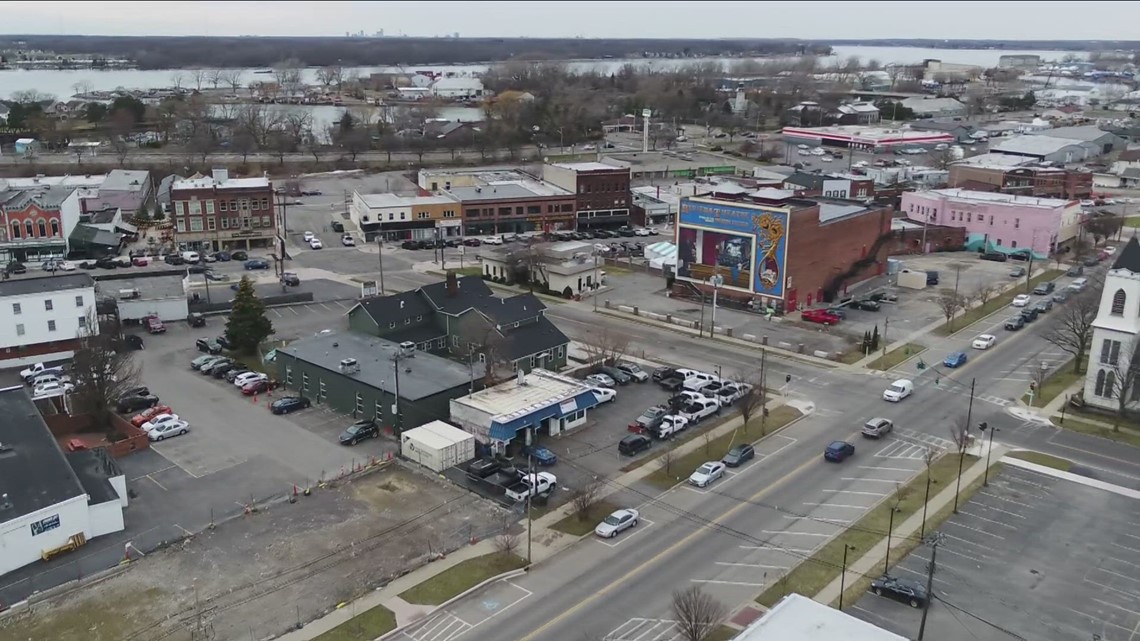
[851,464,1140,641]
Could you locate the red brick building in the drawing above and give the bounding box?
[948,163,1092,200]
[542,161,632,230]
[169,169,276,252]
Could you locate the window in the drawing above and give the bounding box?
[301,372,310,393]
[25,220,34,238]
[527,205,541,214]
[251,217,261,228]
[207,217,216,231]
[990,215,995,225]
[261,198,269,210]
[176,218,187,232]
[557,345,565,358]
[966,213,972,223]
[221,217,230,229]
[44,299,53,311]
[189,201,202,216]
[318,380,327,402]
[388,213,396,221]
[190,217,204,232]
[1112,289,1127,315]
[404,318,411,325]
[444,210,456,218]
[1101,339,1122,365]
[15,324,24,336]
[262,216,271,227]
[50,219,60,237]
[374,399,384,420]
[529,355,536,368]
[1011,240,1018,248]
[452,335,459,347]
[416,315,423,321]
[74,295,83,307]
[285,366,293,385]
[78,316,87,328]
[466,208,479,218]
[252,200,260,211]
[12,302,21,315]
[1014,218,1020,229]
[400,212,407,220]
[47,320,56,332]
[355,392,364,414]
[205,201,215,215]
[389,322,396,329]
[10,221,19,239]
[220,200,229,212]
[181,202,189,216]
[417,212,430,220]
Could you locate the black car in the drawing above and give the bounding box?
[659,376,685,392]
[652,366,677,382]
[338,419,379,445]
[463,238,482,247]
[618,434,652,457]
[117,394,160,413]
[117,386,150,401]
[216,335,233,350]
[203,358,233,374]
[281,272,301,286]
[331,220,344,233]
[1083,256,1099,267]
[1033,281,1055,295]
[401,240,419,250]
[618,227,636,237]
[95,256,119,269]
[1019,307,1039,323]
[187,312,206,328]
[869,575,929,608]
[980,252,1008,262]
[852,299,881,312]
[230,250,249,261]
[722,444,755,467]
[244,259,270,270]
[1052,291,1070,304]
[1032,299,1053,314]
[211,362,239,378]
[196,338,222,353]
[1004,316,1025,331]
[270,396,311,414]
[224,368,251,382]
[213,251,232,262]
[467,458,501,478]
[5,261,26,275]
[598,366,632,385]
[163,254,185,266]
[123,334,145,351]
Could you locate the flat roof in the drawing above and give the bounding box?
[279,331,471,401]
[356,192,459,209]
[925,188,1070,208]
[0,174,107,189]
[96,274,185,300]
[0,386,87,524]
[100,169,150,192]
[547,161,625,172]
[172,175,270,191]
[403,420,473,449]
[453,369,590,422]
[449,182,563,201]
[601,150,752,174]
[952,152,1035,169]
[782,125,955,145]
[0,273,95,297]
[736,593,907,640]
[991,135,1086,157]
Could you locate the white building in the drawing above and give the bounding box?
[449,368,600,450]
[1084,237,1140,412]
[98,274,189,322]
[430,77,485,99]
[899,97,967,118]
[731,593,907,640]
[0,385,127,578]
[0,273,97,368]
[480,241,603,297]
[400,420,475,472]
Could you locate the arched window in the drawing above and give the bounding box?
[24,220,34,238]
[37,219,47,238]
[1112,289,1127,315]
[50,219,60,237]
[1105,371,1117,398]
[1096,370,1107,396]
[10,221,20,239]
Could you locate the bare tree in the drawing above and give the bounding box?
[273,58,305,98]
[1028,362,1050,403]
[1101,340,1140,428]
[947,421,969,458]
[169,71,185,92]
[1043,286,1100,374]
[207,68,224,90]
[503,241,551,291]
[72,80,93,97]
[970,282,995,307]
[659,448,677,478]
[671,587,727,641]
[10,89,55,104]
[189,67,209,91]
[220,69,245,93]
[70,309,141,431]
[493,532,520,557]
[231,129,258,163]
[316,65,344,90]
[930,147,956,170]
[187,128,216,165]
[106,108,135,166]
[569,477,605,522]
[580,327,632,368]
[935,288,967,331]
[735,375,766,433]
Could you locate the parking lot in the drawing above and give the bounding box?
[850,465,1140,641]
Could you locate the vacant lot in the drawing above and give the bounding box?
[0,465,510,641]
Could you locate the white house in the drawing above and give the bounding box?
[0,273,97,368]
[1084,237,1140,412]
[0,385,127,578]
[480,241,603,296]
[430,77,484,99]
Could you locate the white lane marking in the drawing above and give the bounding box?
[858,465,917,472]
[841,477,903,483]
[956,510,1019,530]
[739,545,814,554]
[761,530,832,537]
[978,491,1035,509]
[691,579,766,586]
[942,533,996,551]
[1092,566,1140,586]
[597,518,656,548]
[781,515,851,525]
[944,521,1006,540]
[1093,597,1140,618]
[1082,577,1140,601]
[715,561,786,570]
[967,502,1027,519]
[822,490,885,496]
[802,502,869,509]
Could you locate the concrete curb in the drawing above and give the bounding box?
[1001,454,1140,499]
[377,567,529,641]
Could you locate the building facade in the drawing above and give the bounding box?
[949,162,1094,200]
[0,187,82,264]
[169,169,276,252]
[782,172,874,200]
[542,162,632,231]
[350,192,462,242]
[901,188,1081,257]
[1084,238,1140,412]
[0,273,97,367]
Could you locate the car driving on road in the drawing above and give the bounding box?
[882,379,913,402]
[862,418,893,438]
[972,334,996,350]
[824,440,855,462]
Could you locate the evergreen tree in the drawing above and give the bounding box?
[135,204,150,222]
[863,330,872,353]
[225,276,274,355]
[871,324,880,351]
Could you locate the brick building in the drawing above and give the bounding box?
[169,169,276,252]
[542,161,632,231]
[350,193,462,242]
[949,160,1092,200]
[782,171,875,200]
[417,168,577,236]
[674,190,893,312]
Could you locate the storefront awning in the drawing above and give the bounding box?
[488,390,599,442]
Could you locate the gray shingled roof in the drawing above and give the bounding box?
[0,272,94,297]
[1112,236,1140,273]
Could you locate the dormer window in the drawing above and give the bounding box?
[1112,289,1126,316]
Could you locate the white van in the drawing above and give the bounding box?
[181,251,200,263]
[1068,277,1089,292]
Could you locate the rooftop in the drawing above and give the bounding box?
[899,96,967,113]
[601,150,751,174]
[819,202,871,223]
[65,448,122,506]
[100,169,150,193]
[0,386,87,524]
[0,273,95,298]
[735,593,906,641]
[1028,124,1113,142]
[0,185,75,210]
[355,192,460,209]
[0,174,107,190]
[547,161,626,172]
[402,420,472,449]
[449,182,565,202]
[453,369,591,422]
[172,175,270,192]
[924,188,1071,208]
[780,124,955,143]
[952,152,1036,169]
[991,135,1087,157]
[278,331,472,401]
[1111,235,1140,273]
[96,274,185,301]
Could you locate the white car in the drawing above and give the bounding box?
[820,155,834,162]
[586,373,615,388]
[798,149,811,156]
[303,231,315,242]
[482,236,503,245]
[1012,294,1031,307]
[853,160,869,168]
[882,379,914,402]
[147,419,189,441]
[634,228,651,237]
[657,414,689,437]
[594,508,640,538]
[32,381,74,398]
[233,372,269,387]
[810,147,826,156]
[141,413,181,432]
[341,234,355,246]
[972,334,997,350]
[688,461,727,488]
[309,238,323,250]
[56,260,77,271]
[590,387,617,404]
[675,390,715,404]
[797,144,809,150]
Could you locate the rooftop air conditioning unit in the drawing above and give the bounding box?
[339,358,360,374]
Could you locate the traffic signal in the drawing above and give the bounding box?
[1029,381,1037,392]
[785,374,792,384]
[978,422,989,432]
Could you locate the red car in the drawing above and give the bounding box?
[801,309,842,326]
[241,379,275,395]
[131,404,173,427]
[144,316,166,334]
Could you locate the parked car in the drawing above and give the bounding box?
[652,367,677,382]
[234,371,268,387]
[524,445,558,466]
[594,508,640,539]
[341,234,355,247]
[618,434,652,456]
[1012,294,1032,307]
[688,461,727,487]
[598,366,632,385]
[852,299,881,312]
[202,357,234,375]
[147,419,190,441]
[141,413,181,432]
[1004,316,1025,331]
[281,272,301,286]
[244,258,270,270]
[943,351,968,368]
[586,373,615,387]
[467,458,503,478]
[330,220,344,232]
[722,444,755,467]
[590,387,616,403]
[338,419,379,445]
[144,316,166,334]
[242,379,275,395]
[655,414,689,439]
[230,250,249,261]
[1019,307,1039,323]
[211,361,239,378]
[1033,281,1055,295]
[224,368,251,383]
[680,398,720,423]
[1052,291,1070,304]
[187,312,207,328]
[801,309,842,325]
[191,354,220,370]
[824,440,856,462]
[633,406,668,432]
[117,394,161,413]
[1009,266,1026,277]
[981,252,1008,262]
[123,334,145,351]
[33,381,74,397]
[882,379,913,402]
[271,396,311,414]
[869,575,929,608]
[972,334,996,350]
[1032,299,1053,314]
[862,417,893,439]
[5,261,27,275]
[615,362,649,382]
[131,404,174,427]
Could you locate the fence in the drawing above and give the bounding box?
[189,291,314,314]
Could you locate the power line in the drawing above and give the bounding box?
[934,595,1033,641]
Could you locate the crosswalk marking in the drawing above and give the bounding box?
[605,618,682,641]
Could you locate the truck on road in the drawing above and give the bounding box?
[505,472,557,502]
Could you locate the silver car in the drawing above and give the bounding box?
[586,373,615,388]
[594,508,640,538]
[862,417,894,438]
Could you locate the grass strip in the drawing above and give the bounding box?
[867,343,925,371]
[1055,415,1140,447]
[398,553,526,606]
[550,499,621,536]
[756,454,977,608]
[1021,365,1082,405]
[312,605,397,641]
[1004,450,1073,471]
[933,269,1064,336]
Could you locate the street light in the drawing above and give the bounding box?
[979,422,999,486]
[953,377,975,514]
[708,273,724,339]
[838,543,857,610]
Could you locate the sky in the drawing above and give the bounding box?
[2,1,1139,41]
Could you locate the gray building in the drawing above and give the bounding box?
[907,120,975,143]
[274,330,475,431]
[1027,125,1127,156]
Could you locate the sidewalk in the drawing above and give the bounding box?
[277,396,804,640]
[813,438,1008,607]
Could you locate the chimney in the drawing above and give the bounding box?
[446,271,459,297]
[212,167,229,184]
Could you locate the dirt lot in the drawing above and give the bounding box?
[0,464,511,641]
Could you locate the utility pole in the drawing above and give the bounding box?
[954,377,975,514]
[1025,239,1035,293]
[377,237,386,294]
[593,253,599,312]
[392,354,404,435]
[881,317,889,358]
[838,544,856,610]
[526,427,535,564]
[916,533,944,641]
[979,422,998,486]
[759,348,768,433]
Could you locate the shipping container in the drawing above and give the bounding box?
[401,420,476,472]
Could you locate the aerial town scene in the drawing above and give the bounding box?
[1,1,1140,640]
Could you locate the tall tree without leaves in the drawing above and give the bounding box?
[225,277,274,355]
[70,308,141,431]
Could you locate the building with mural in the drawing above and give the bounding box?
[674,190,893,311]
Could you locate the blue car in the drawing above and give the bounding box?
[524,445,557,466]
[943,352,968,368]
[824,440,855,462]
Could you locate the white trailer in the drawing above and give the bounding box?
[400,420,476,472]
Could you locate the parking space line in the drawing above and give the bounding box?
[822,490,885,497]
[1107,556,1140,572]
[714,562,786,570]
[967,502,1026,519]
[333,300,349,309]
[782,515,851,525]
[1002,475,1052,490]
[896,564,950,585]
[147,475,168,491]
[942,533,996,551]
[978,491,1035,508]
[1093,597,1140,619]
[318,302,332,311]
[858,465,916,473]
[801,502,869,509]
[289,306,299,315]
[1092,567,1140,586]
[739,545,814,554]
[1114,542,1140,555]
[597,519,655,548]
[174,523,193,536]
[691,579,766,587]
[944,521,1005,540]
[147,447,203,479]
[1061,607,1135,635]
[921,545,987,564]
[761,530,831,537]
[955,510,1018,530]
[271,308,283,317]
[1083,577,1140,601]
[840,477,901,483]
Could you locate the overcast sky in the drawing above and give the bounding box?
[2,1,1137,40]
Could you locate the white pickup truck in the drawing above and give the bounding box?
[505,472,557,502]
[21,362,65,384]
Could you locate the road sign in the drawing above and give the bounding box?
[361,280,379,298]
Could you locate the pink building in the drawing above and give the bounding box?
[900,188,1081,256]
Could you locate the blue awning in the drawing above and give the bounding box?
[488,390,600,442]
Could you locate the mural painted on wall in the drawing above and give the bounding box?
[676,198,789,298]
